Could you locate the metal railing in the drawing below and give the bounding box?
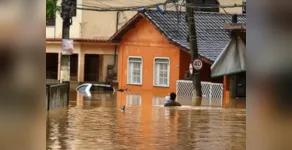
[46,83,70,110]
[176,80,223,107]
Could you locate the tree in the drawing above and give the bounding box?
[46,0,59,18]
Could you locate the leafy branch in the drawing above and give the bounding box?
[46,0,60,18]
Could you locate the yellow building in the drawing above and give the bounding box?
[46,0,137,83]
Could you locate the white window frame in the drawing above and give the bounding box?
[153,57,170,87]
[127,56,143,85]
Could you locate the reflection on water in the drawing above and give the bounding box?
[152,96,165,106]
[47,91,246,150]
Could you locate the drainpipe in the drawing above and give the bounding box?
[113,11,120,71]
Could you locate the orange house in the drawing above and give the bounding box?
[110,10,244,94]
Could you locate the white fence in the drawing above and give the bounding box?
[176,80,223,106]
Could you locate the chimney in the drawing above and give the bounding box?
[232,14,238,24]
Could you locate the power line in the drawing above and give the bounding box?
[76,2,167,11]
[182,4,245,9]
[75,4,245,12]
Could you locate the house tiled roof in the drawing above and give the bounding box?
[143,10,246,61]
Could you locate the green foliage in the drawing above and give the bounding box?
[46,0,59,18]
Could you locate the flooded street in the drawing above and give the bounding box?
[47,91,246,150]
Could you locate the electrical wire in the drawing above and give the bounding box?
[182,4,245,9]
[76,2,167,11]
[80,0,169,9]
[68,0,246,14]
[75,4,245,12]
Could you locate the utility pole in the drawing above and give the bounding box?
[186,0,202,106]
[60,0,73,83]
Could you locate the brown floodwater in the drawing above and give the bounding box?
[47,91,246,150]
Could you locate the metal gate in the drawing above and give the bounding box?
[176,80,223,106]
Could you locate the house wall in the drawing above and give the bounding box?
[118,18,181,93]
[201,62,223,83]
[46,42,115,82]
[179,50,191,79]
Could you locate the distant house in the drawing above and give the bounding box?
[212,15,246,104]
[110,10,246,93]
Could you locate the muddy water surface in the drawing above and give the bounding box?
[47,91,246,150]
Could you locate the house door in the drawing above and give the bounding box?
[46,53,58,79]
[84,54,99,82]
[236,72,246,98]
[70,54,78,81]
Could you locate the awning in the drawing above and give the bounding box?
[211,36,246,78]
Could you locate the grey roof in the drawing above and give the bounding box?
[143,10,246,61]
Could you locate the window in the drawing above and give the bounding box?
[154,58,170,87]
[127,57,142,85]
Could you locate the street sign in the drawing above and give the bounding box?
[189,62,193,75]
[193,59,203,71]
[62,39,74,55]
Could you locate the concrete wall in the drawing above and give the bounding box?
[81,11,118,39]
[218,0,244,14]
